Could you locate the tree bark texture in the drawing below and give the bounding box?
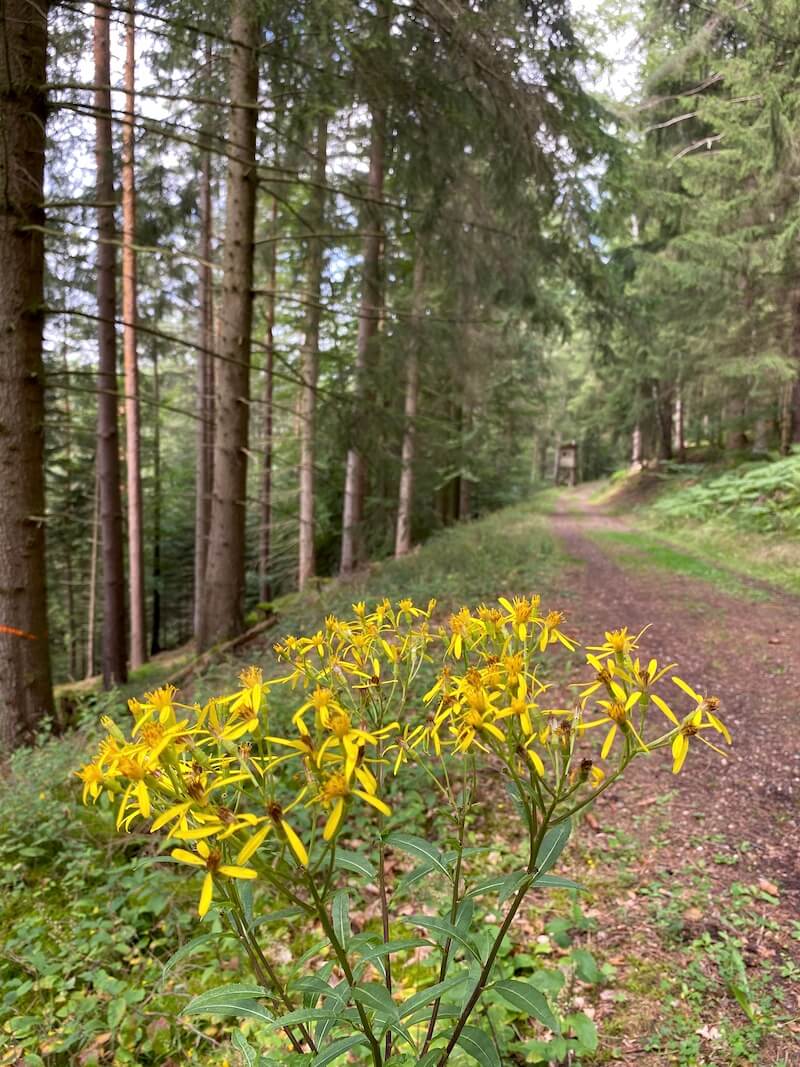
[298,116,328,590]
[85,467,100,679]
[122,5,146,669]
[151,345,162,656]
[0,0,55,748]
[94,3,128,686]
[395,256,425,556]
[198,0,260,648]
[194,136,214,634]
[340,100,385,575]
[259,194,277,602]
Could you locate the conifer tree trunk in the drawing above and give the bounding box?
[298,116,328,590]
[194,137,214,635]
[94,2,127,686]
[395,255,424,557]
[198,0,260,648]
[86,468,100,679]
[151,345,162,656]
[60,343,78,678]
[341,102,385,575]
[0,0,54,747]
[259,194,277,602]
[122,5,146,668]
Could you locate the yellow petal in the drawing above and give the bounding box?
[323,798,345,840]
[172,823,224,841]
[527,747,545,776]
[150,801,192,832]
[218,865,257,879]
[281,820,309,867]
[136,780,151,819]
[672,676,700,702]
[171,847,205,867]
[353,790,391,817]
[600,724,617,760]
[198,873,214,917]
[651,694,679,725]
[237,824,271,864]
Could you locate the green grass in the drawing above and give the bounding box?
[585,528,771,601]
[637,518,800,597]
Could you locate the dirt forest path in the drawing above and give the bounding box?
[542,487,800,1063]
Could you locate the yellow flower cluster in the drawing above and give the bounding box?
[77,596,730,918]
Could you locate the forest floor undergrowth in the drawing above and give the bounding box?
[4,490,800,1066]
[543,486,800,1065]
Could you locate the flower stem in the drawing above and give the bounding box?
[306,877,384,1067]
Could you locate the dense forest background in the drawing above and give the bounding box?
[2,0,799,748]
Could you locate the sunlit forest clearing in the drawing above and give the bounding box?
[2,1,800,1064]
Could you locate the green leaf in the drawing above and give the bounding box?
[250,907,306,929]
[183,984,273,1025]
[386,832,453,879]
[352,982,399,1020]
[239,880,254,926]
[332,890,350,946]
[457,1024,501,1067]
[566,1011,598,1052]
[399,972,469,1019]
[465,871,531,901]
[160,932,233,980]
[311,1035,368,1066]
[493,978,561,1032]
[358,938,432,962]
[535,821,572,875]
[403,914,481,961]
[533,873,584,891]
[231,1031,258,1067]
[335,851,377,880]
[272,1008,343,1028]
[571,947,602,985]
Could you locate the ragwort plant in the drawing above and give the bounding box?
[78,596,730,1065]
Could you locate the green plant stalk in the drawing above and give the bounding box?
[226,896,316,1055]
[306,876,384,1067]
[421,795,469,1056]
[436,786,561,1066]
[376,736,393,1061]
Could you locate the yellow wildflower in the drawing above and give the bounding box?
[170,839,256,917]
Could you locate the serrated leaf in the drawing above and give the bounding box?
[535,821,572,875]
[183,983,273,1025]
[386,832,452,879]
[311,1034,368,1066]
[493,978,560,1033]
[404,914,480,961]
[332,890,350,946]
[457,1024,501,1067]
[335,851,376,880]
